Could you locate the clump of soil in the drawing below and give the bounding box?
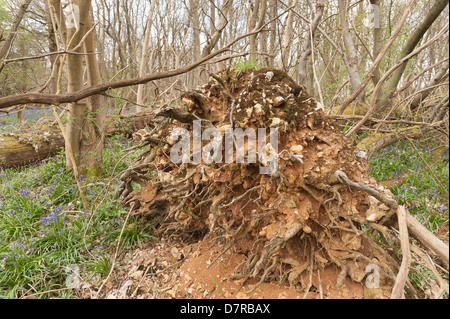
[111,68,399,299]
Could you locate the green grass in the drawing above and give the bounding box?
[0,133,153,298]
[232,56,262,77]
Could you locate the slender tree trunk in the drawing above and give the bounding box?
[298,0,325,85]
[267,0,277,67]
[189,0,201,88]
[279,0,295,71]
[371,0,382,87]
[202,0,233,56]
[79,13,108,175]
[136,0,157,113]
[65,0,90,170]
[306,58,314,93]
[249,0,267,60]
[44,7,59,94]
[338,0,365,102]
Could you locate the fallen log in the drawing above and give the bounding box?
[0,134,65,168]
[0,112,156,168]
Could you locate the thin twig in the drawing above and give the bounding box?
[52,105,88,212]
[95,202,135,298]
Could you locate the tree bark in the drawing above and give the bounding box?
[337,0,365,102]
[279,0,295,71]
[136,0,157,113]
[267,0,277,67]
[79,12,108,175]
[200,0,233,81]
[249,0,267,60]
[356,126,432,160]
[189,0,201,88]
[298,0,325,85]
[64,0,90,171]
[371,0,382,86]
[406,210,449,268]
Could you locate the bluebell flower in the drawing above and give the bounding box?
[49,213,58,222]
[18,189,28,197]
[40,216,50,225]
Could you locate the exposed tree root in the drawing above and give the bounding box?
[117,68,448,298]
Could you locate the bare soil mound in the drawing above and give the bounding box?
[109,68,402,299]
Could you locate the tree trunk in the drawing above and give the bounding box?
[0,134,65,169]
[200,0,233,81]
[136,0,157,113]
[45,7,60,95]
[189,0,201,88]
[279,0,295,71]
[201,0,233,57]
[298,0,325,85]
[371,0,382,86]
[79,13,108,176]
[267,0,277,67]
[337,0,366,102]
[64,0,89,172]
[249,0,267,61]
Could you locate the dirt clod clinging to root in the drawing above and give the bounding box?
[116,68,403,299]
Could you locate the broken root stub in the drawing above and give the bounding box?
[121,68,402,298]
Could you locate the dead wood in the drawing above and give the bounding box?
[0,112,156,168]
[406,212,449,268]
[391,205,411,299]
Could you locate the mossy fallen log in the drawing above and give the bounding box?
[0,112,155,169]
[0,134,65,168]
[356,125,431,159]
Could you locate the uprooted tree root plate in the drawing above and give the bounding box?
[106,68,444,299]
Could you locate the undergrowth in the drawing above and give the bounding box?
[0,131,153,298]
[369,139,449,296]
